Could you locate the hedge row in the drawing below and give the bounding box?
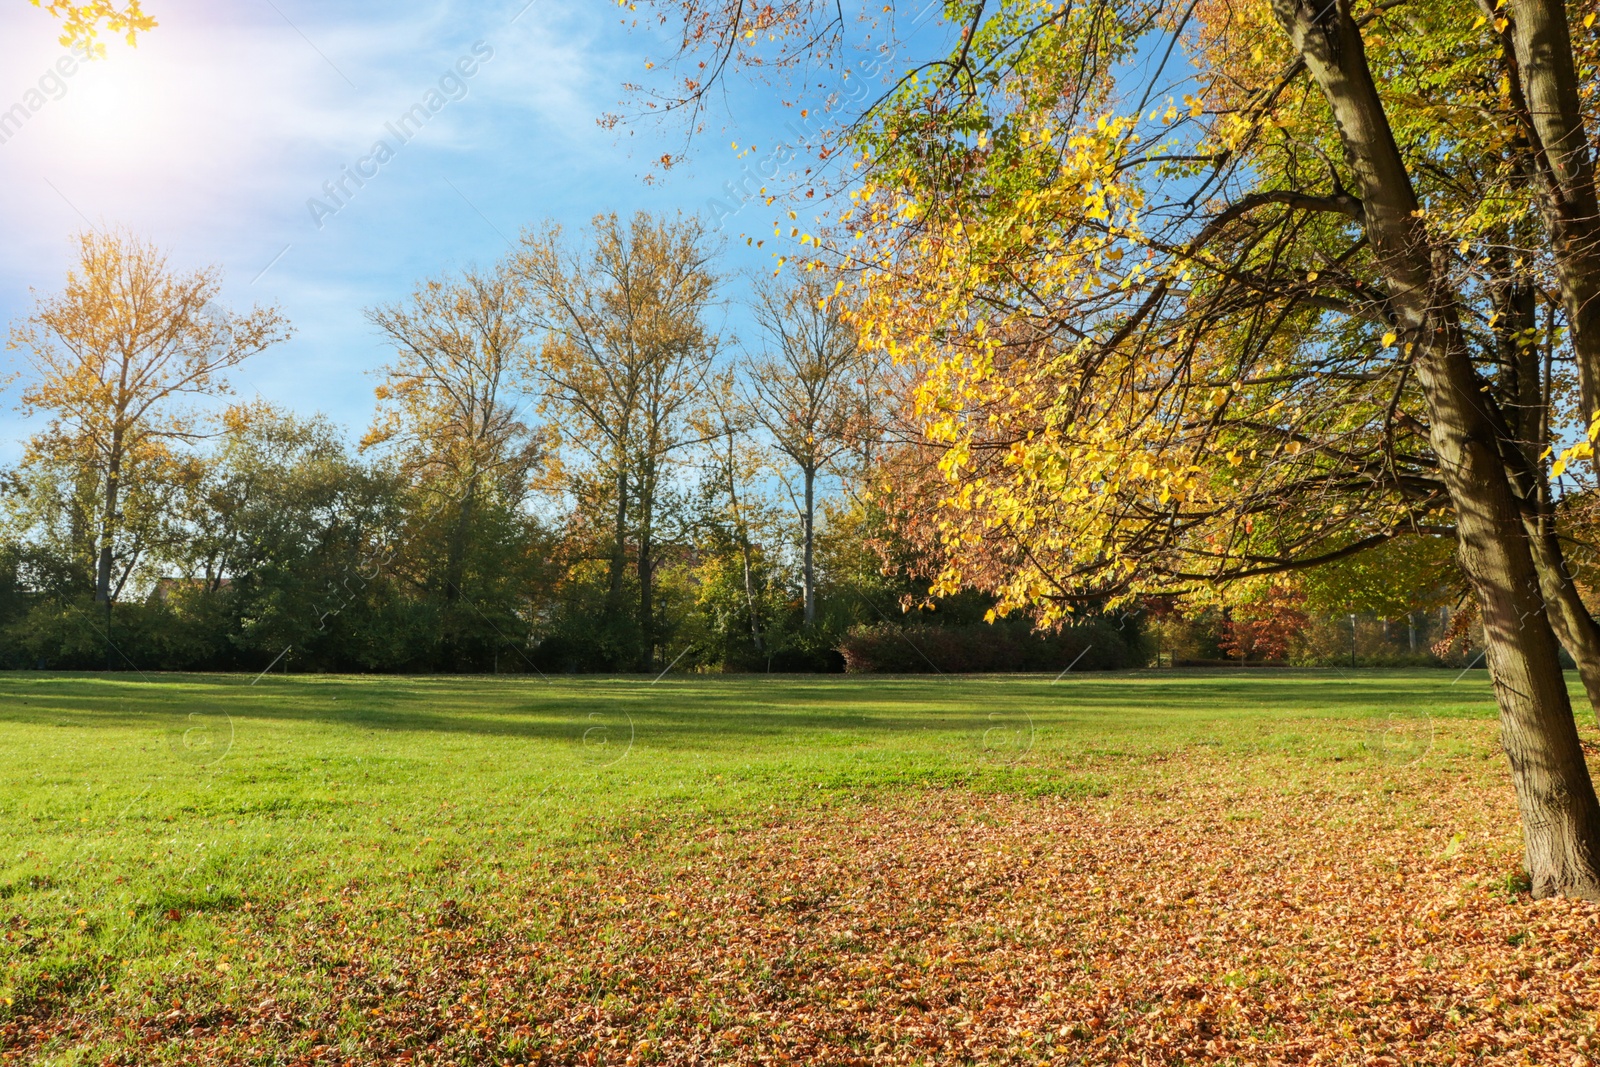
[838,618,1147,673]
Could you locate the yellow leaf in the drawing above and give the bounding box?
[1381,331,1397,347]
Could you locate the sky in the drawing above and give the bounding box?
[0,0,836,465]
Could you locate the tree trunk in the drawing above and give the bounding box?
[1489,264,1600,723]
[97,431,124,673]
[1526,526,1600,723]
[443,479,477,604]
[723,453,764,652]
[1505,0,1600,424]
[1274,0,1600,898]
[737,519,763,651]
[638,462,655,673]
[607,467,629,620]
[638,532,653,672]
[96,430,123,605]
[802,465,817,626]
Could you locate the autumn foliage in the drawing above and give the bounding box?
[1216,585,1308,662]
[6,731,1596,1065]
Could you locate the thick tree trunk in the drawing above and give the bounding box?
[1275,0,1600,898]
[802,466,817,627]
[1494,0,1600,722]
[1505,0,1600,423]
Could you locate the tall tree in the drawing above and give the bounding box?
[515,212,719,670]
[741,269,865,626]
[364,264,543,621]
[10,230,288,618]
[698,373,771,652]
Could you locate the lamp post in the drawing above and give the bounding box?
[1350,613,1358,669]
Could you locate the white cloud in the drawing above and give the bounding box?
[0,0,779,461]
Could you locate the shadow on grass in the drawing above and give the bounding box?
[0,670,1500,756]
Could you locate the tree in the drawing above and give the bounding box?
[698,373,772,654]
[166,402,404,669]
[741,269,865,626]
[9,230,289,633]
[631,0,1600,896]
[364,265,543,633]
[515,212,719,670]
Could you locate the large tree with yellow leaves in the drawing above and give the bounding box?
[634,0,1600,897]
[10,231,289,611]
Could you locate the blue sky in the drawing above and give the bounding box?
[0,0,844,464]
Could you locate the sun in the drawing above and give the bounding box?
[43,47,180,162]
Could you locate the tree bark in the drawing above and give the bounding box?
[802,465,817,627]
[1525,521,1600,723]
[607,466,629,621]
[1490,264,1600,723]
[96,427,124,606]
[1494,0,1600,723]
[638,459,656,672]
[1274,0,1600,898]
[731,484,764,651]
[1505,0,1600,424]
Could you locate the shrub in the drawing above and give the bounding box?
[838,617,1145,673]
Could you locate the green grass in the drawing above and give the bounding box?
[0,668,1515,1058]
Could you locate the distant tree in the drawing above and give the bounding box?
[1301,536,1459,620]
[741,269,865,626]
[1217,584,1307,662]
[516,212,719,669]
[9,230,289,616]
[697,373,771,654]
[167,402,407,668]
[364,265,543,612]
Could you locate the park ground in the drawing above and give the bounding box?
[1,670,1598,1065]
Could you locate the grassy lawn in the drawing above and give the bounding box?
[2,669,1596,1064]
